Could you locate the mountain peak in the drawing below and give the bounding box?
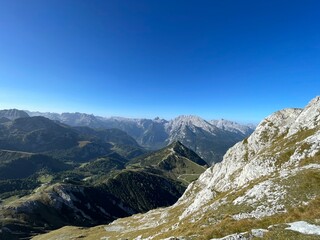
[210,119,255,135]
[173,115,208,124]
[168,140,183,147]
[287,96,320,136]
[131,140,207,170]
[0,109,29,120]
[308,95,320,106]
[168,115,215,133]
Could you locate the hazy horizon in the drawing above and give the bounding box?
[0,107,257,125]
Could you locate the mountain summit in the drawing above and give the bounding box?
[0,109,29,120]
[39,96,320,239]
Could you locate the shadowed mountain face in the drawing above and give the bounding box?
[27,110,255,164]
[0,109,30,120]
[0,175,185,239]
[0,116,144,160]
[0,154,71,180]
[0,117,79,153]
[129,141,207,183]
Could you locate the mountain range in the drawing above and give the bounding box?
[33,96,320,239]
[0,111,210,239]
[0,108,254,239]
[25,110,255,164]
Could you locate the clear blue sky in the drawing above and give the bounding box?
[0,0,319,123]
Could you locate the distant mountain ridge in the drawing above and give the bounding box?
[0,109,29,120]
[0,116,144,162]
[26,110,255,164]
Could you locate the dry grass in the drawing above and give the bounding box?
[207,197,320,239]
[78,141,91,148]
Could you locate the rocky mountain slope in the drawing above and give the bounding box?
[27,110,255,164]
[35,96,320,239]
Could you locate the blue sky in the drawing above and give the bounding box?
[0,0,319,123]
